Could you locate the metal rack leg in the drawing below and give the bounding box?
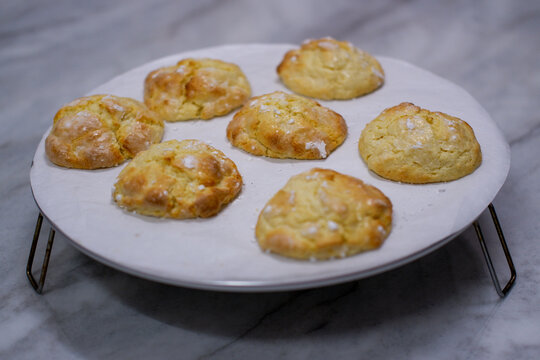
[26,213,55,294]
[473,203,516,298]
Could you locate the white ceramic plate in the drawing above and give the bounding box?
[30,44,510,292]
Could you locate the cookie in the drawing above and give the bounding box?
[45,94,164,169]
[113,139,242,218]
[255,168,392,260]
[144,58,251,121]
[277,37,384,100]
[226,91,347,159]
[358,102,482,183]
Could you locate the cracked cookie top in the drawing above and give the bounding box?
[45,94,164,169]
[277,37,384,100]
[113,139,242,219]
[144,58,251,121]
[226,91,347,159]
[255,168,392,260]
[358,102,482,183]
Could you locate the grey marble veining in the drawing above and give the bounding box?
[1,0,539,359]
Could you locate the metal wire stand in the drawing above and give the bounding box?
[473,204,516,297]
[26,203,516,296]
[26,213,55,294]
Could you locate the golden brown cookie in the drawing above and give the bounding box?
[255,168,392,260]
[226,91,347,159]
[144,58,251,121]
[45,94,164,169]
[358,102,482,183]
[277,37,384,100]
[113,139,242,218]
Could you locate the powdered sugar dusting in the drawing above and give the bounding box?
[444,118,456,131]
[305,140,327,158]
[75,110,92,118]
[411,141,423,149]
[318,40,339,50]
[302,225,318,237]
[107,102,124,112]
[289,191,295,204]
[182,155,197,169]
[406,118,415,130]
[372,67,384,80]
[327,220,339,231]
[62,111,90,130]
[103,101,124,116]
[369,198,389,207]
[411,115,425,125]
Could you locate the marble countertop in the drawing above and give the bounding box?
[1,0,539,359]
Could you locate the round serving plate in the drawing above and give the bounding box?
[30,44,510,292]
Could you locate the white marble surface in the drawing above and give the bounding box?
[1,0,539,359]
